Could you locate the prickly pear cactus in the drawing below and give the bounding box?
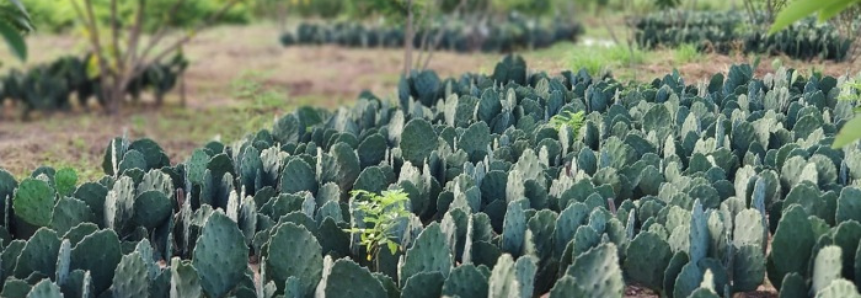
[70,229,122,295]
[13,178,56,228]
[265,222,322,297]
[26,279,63,298]
[441,264,488,298]
[813,246,844,294]
[13,228,60,279]
[192,211,249,298]
[624,231,672,291]
[170,257,202,298]
[317,258,387,298]
[501,201,526,257]
[563,243,624,297]
[768,204,815,289]
[112,252,149,298]
[399,223,452,286]
[815,279,861,297]
[401,272,444,298]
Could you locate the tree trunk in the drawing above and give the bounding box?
[180,72,187,107]
[404,0,414,77]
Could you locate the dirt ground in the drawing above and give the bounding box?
[0,23,858,185]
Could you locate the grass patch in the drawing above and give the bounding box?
[673,44,703,65]
[568,43,648,76]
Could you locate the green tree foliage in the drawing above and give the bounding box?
[0,0,32,61]
[344,189,412,262]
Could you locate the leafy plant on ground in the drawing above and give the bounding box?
[344,189,411,263]
[548,110,585,135]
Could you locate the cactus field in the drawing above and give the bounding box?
[2,50,861,298]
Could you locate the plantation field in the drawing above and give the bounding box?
[2,22,858,183]
[5,0,861,294]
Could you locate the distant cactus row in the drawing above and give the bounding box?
[0,54,188,119]
[1,55,861,297]
[279,17,583,53]
[633,10,853,61]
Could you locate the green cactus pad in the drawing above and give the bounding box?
[70,229,122,295]
[13,178,56,227]
[170,257,202,298]
[487,254,518,298]
[688,287,721,298]
[331,143,362,192]
[672,262,703,298]
[61,223,98,246]
[265,222,323,296]
[273,113,305,144]
[400,119,438,165]
[769,204,815,289]
[357,133,387,168]
[400,223,453,286]
[25,279,62,298]
[733,209,766,250]
[0,169,17,223]
[192,211,249,298]
[689,200,708,264]
[105,176,135,233]
[54,168,78,197]
[400,272,444,298]
[372,272,400,298]
[624,231,672,291]
[1,278,31,298]
[732,244,765,293]
[119,149,148,173]
[554,202,589,258]
[59,269,87,298]
[547,275,587,297]
[319,259,387,298]
[779,272,807,298]
[837,187,861,224]
[815,279,861,298]
[813,245,844,294]
[663,251,689,296]
[564,243,624,297]
[56,239,71,285]
[280,158,317,195]
[13,228,60,279]
[131,190,172,230]
[72,182,107,227]
[441,264,488,298]
[501,201,526,257]
[49,197,93,235]
[112,252,149,298]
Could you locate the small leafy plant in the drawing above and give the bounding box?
[549,110,586,136]
[344,189,411,262]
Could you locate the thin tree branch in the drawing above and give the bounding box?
[77,0,113,78]
[403,0,414,76]
[135,0,243,79]
[415,0,434,68]
[138,0,189,64]
[110,0,122,73]
[125,0,147,69]
[422,0,467,70]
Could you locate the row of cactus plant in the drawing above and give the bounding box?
[0,53,188,119]
[279,14,583,53]
[1,54,861,297]
[633,10,853,61]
